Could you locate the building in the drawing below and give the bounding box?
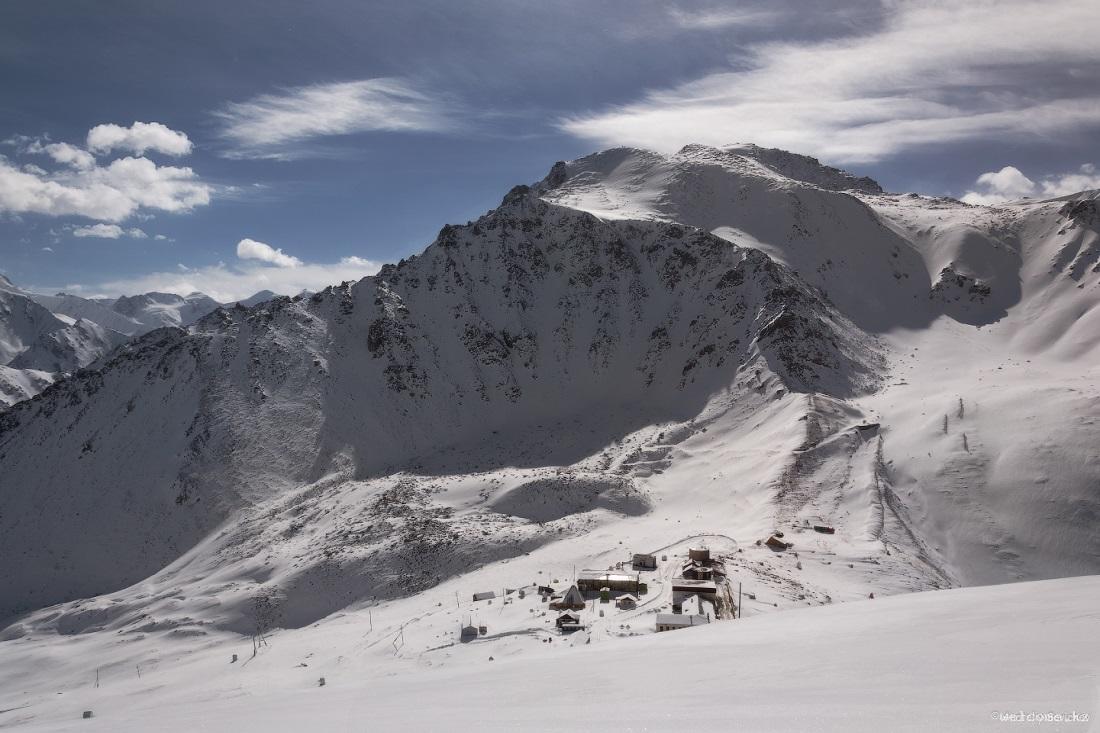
[680,560,714,581]
[671,578,718,597]
[472,591,496,602]
[460,624,478,640]
[616,594,638,610]
[655,613,710,632]
[765,535,791,551]
[674,593,709,617]
[556,612,583,632]
[549,584,586,610]
[577,570,640,593]
[688,547,711,563]
[632,553,657,570]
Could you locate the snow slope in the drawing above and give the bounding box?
[1,576,1096,732]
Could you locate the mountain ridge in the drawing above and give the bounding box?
[1,143,1098,654]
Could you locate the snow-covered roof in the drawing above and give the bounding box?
[655,613,709,627]
[578,570,639,582]
[671,578,717,593]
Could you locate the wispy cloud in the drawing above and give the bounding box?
[666,6,781,30]
[561,0,1100,163]
[961,163,1100,205]
[214,78,463,159]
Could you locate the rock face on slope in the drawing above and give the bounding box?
[0,184,881,620]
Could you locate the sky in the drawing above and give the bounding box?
[1,0,1099,301]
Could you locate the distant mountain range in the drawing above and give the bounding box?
[0,274,280,406]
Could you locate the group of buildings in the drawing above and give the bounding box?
[654,547,723,632]
[536,546,727,635]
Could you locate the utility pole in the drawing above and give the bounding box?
[738,582,742,620]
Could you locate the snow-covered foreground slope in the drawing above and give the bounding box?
[2,143,1100,730]
[2,576,1097,732]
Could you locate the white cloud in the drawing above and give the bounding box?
[561,0,1100,163]
[0,153,212,222]
[154,234,168,241]
[71,223,149,239]
[236,238,303,267]
[86,122,193,157]
[72,223,123,238]
[62,257,381,303]
[215,78,460,159]
[339,255,373,266]
[36,142,96,170]
[962,163,1100,205]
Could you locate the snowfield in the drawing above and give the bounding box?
[1,143,1099,731]
[2,577,1097,731]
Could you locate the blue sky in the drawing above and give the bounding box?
[1,0,1098,301]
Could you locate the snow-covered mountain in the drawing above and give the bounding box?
[0,279,224,407]
[234,289,277,308]
[2,144,1099,729]
[109,290,221,331]
[0,283,128,406]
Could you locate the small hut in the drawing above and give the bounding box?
[616,594,638,610]
[632,553,657,570]
[765,536,790,551]
[556,612,583,632]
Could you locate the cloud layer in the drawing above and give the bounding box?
[1,122,211,221]
[961,164,1100,205]
[215,78,460,159]
[561,0,1100,163]
[67,257,381,303]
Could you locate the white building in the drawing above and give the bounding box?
[655,613,709,632]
